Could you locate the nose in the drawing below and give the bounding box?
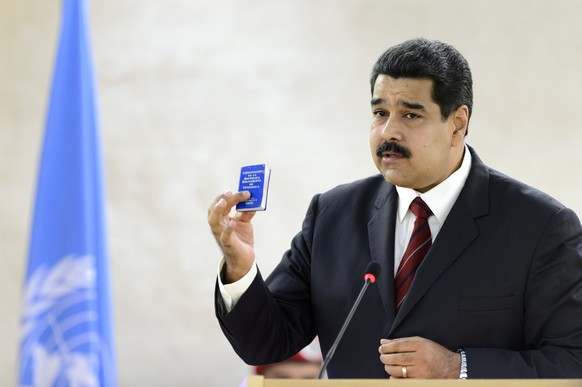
[380,116,402,142]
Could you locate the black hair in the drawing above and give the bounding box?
[370,38,473,128]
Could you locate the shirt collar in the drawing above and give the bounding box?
[396,144,472,223]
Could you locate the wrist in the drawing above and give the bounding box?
[221,258,253,284]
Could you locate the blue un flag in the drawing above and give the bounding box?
[19,0,117,386]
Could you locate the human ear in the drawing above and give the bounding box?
[451,105,469,144]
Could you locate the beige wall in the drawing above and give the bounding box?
[1,0,582,385]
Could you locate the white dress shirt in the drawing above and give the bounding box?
[393,145,472,274]
[219,145,472,311]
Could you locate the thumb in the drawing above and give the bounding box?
[235,210,257,223]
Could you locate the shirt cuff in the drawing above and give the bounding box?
[217,258,258,313]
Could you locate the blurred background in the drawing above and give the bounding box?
[1,0,581,385]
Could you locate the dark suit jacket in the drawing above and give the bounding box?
[216,147,582,378]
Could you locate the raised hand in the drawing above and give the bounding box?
[208,190,257,283]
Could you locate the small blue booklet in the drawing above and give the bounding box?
[236,164,271,212]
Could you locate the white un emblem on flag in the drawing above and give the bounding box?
[20,255,106,387]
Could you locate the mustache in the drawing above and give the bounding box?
[376,141,412,158]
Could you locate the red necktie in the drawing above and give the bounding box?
[395,197,433,312]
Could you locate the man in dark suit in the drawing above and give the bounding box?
[208,38,582,379]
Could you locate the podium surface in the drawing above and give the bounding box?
[246,376,582,387]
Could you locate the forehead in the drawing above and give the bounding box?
[372,75,435,105]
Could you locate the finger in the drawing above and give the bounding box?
[219,217,238,248]
[224,190,251,208]
[208,193,243,245]
[208,197,229,233]
[208,191,234,219]
[208,191,250,216]
[233,190,251,203]
[234,210,257,223]
[379,352,415,366]
[208,190,249,222]
[208,193,227,218]
[384,365,414,379]
[379,337,419,354]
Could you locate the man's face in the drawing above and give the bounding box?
[370,75,467,192]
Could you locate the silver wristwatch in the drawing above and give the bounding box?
[458,349,468,379]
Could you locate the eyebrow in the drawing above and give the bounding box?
[370,98,426,111]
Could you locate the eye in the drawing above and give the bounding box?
[403,112,421,119]
[373,110,387,117]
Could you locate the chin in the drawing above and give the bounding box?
[382,171,404,187]
[383,172,418,190]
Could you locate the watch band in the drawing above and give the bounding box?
[458,349,468,379]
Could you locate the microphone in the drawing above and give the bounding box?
[317,261,381,379]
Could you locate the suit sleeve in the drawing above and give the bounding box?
[465,207,582,378]
[214,195,320,366]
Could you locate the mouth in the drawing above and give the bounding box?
[382,151,404,159]
[380,151,407,165]
[376,141,412,161]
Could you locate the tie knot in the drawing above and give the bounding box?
[410,197,432,219]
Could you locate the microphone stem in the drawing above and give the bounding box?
[317,279,371,379]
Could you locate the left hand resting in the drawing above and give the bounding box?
[378,336,460,379]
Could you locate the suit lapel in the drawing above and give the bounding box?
[390,146,491,330]
[368,184,398,321]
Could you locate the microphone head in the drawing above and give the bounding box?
[363,261,381,284]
